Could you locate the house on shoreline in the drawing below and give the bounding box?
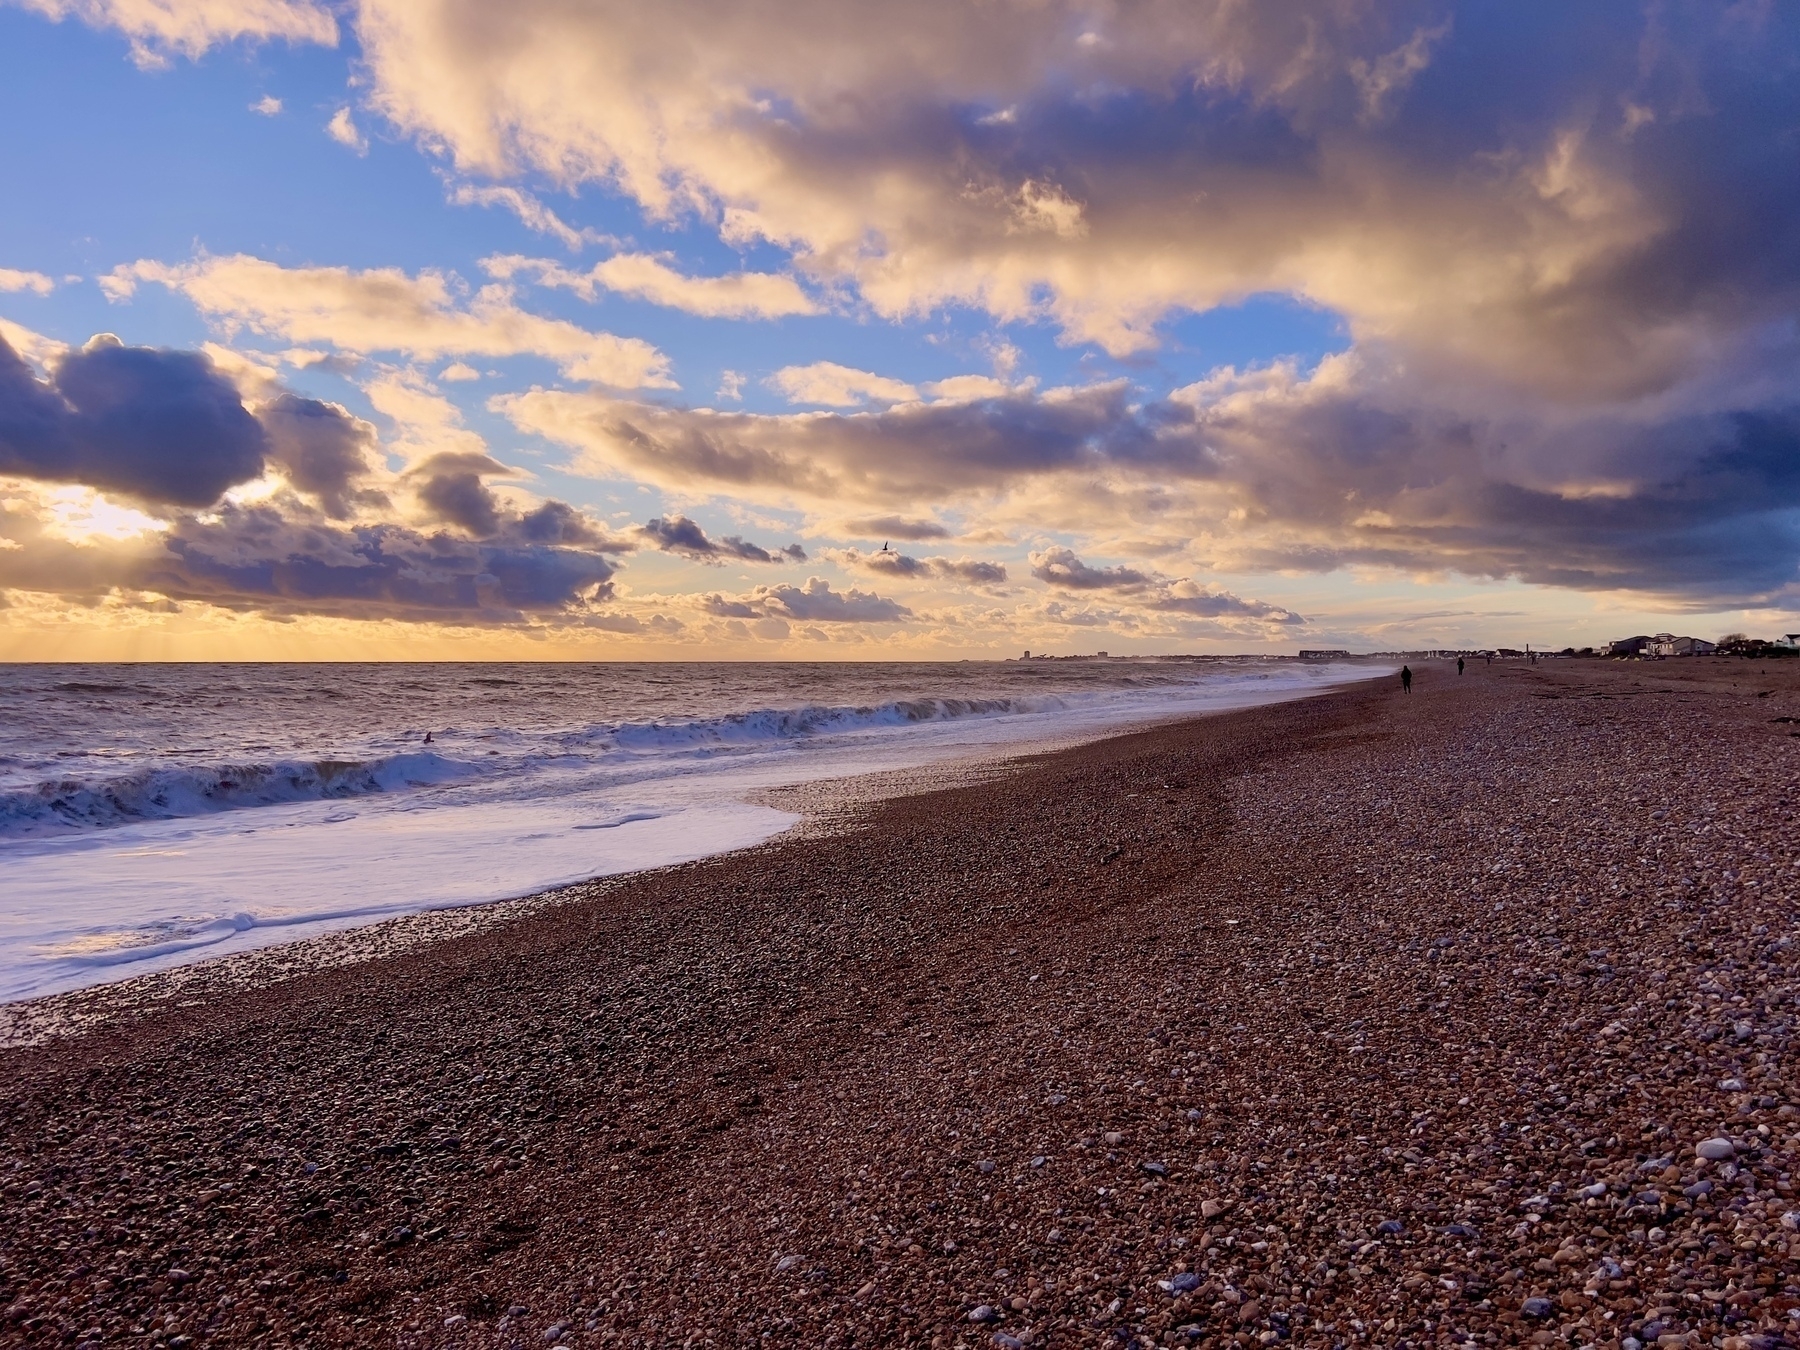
[1606,633,1716,657]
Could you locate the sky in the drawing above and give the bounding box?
[0,0,1797,660]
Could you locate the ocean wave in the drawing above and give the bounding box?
[602,695,1059,750]
[0,751,476,837]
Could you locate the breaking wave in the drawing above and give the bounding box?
[0,752,476,838]
[600,695,1057,750]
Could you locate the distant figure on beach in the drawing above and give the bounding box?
[1401,665,1412,694]
[424,731,433,744]
[1458,657,1465,675]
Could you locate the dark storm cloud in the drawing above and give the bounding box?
[640,514,806,564]
[0,334,266,506]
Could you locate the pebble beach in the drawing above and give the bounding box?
[2,658,1798,1349]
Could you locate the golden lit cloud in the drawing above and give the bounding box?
[489,253,818,319]
[105,254,676,387]
[16,0,336,67]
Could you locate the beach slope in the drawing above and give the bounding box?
[2,660,1798,1347]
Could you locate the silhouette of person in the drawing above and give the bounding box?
[1401,665,1413,694]
[1457,657,1465,676]
[424,731,434,744]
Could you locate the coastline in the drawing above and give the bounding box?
[0,741,1045,1049]
[2,660,1797,1347]
[0,659,1382,1011]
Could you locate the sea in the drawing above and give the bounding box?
[0,659,1378,1003]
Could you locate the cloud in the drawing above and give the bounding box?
[699,576,909,623]
[108,254,675,387]
[0,490,621,623]
[326,107,368,154]
[0,326,669,628]
[396,448,634,551]
[832,546,1005,586]
[769,362,916,407]
[0,332,267,506]
[1026,545,1296,620]
[0,318,66,370]
[1028,545,1151,591]
[639,514,804,564]
[1145,581,1302,624]
[502,350,1800,607]
[438,361,479,382]
[16,1,1800,619]
[838,514,950,541]
[249,94,282,116]
[406,450,514,537]
[499,379,1132,504]
[446,183,605,251]
[716,370,745,401]
[925,374,1018,402]
[18,0,336,67]
[1350,21,1450,122]
[347,0,1798,380]
[491,254,817,319]
[0,269,54,296]
[258,392,386,518]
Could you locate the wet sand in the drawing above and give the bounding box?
[2,659,1798,1348]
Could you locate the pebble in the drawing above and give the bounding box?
[1696,1137,1738,1161]
[5,663,1797,1348]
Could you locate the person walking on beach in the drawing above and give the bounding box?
[1458,657,1465,676]
[1401,665,1412,694]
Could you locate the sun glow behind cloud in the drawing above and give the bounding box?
[35,486,163,543]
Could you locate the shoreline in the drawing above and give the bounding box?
[3,661,1797,1348]
[0,669,1379,1031]
[0,740,1045,1049]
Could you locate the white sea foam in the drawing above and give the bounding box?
[0,751,478,836]
[0,659,1383,1002]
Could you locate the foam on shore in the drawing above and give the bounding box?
[0,661,1383,1003]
